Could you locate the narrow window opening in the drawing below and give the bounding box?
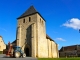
[40,18,41,22]
[42,21,43,24]
[23,19,25,23]
[29,17,31,22]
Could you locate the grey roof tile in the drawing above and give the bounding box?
[17,6,38,19]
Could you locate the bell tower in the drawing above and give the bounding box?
[16,6,47,57]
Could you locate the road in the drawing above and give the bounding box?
[0,54,37,60]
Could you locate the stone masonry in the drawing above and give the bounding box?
[0,36,6,51]
[15,6,59,58]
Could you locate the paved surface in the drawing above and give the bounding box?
[0,54,37,60]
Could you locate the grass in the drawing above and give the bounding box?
[38,57,80,60]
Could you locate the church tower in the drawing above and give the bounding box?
[16,6,48,57]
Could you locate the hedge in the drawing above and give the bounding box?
[0,51,3,54]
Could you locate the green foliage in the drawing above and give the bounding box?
[38,58,80,60]
[0,51,3,54]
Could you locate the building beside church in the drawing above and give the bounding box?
[12,6,59,58]
[59,45,80,57]
[0,36,6,53]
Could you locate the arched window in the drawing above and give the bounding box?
[23,19,25,23]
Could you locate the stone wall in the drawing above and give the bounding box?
[48,39,52,58]
[52,42,58,58]
[31,23,36,57]
[16,13,37,57]
[0,36,6,51]
[47,38,59,58]
[36,14,48,58]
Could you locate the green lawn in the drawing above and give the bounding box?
[38,58,80,60]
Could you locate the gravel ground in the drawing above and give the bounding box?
[0,54,37,60]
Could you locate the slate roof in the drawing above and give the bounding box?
[12,40,16,44]
[59,45,80,52]
[17,6,46,22]
[0,36,2,37]
[46,35,55,41]
[18,6,37,19]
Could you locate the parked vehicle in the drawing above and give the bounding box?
[6,42,26,58]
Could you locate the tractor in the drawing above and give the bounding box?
[6,42,26,58]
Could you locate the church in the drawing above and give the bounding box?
[12,6,59,58]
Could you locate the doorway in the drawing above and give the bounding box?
[25,47,29,56]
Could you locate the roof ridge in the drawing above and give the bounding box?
[63,45,79,47]
[17,6,38,19]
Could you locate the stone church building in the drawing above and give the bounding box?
[12,6,59,58]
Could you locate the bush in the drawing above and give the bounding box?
[0,51,3,54]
